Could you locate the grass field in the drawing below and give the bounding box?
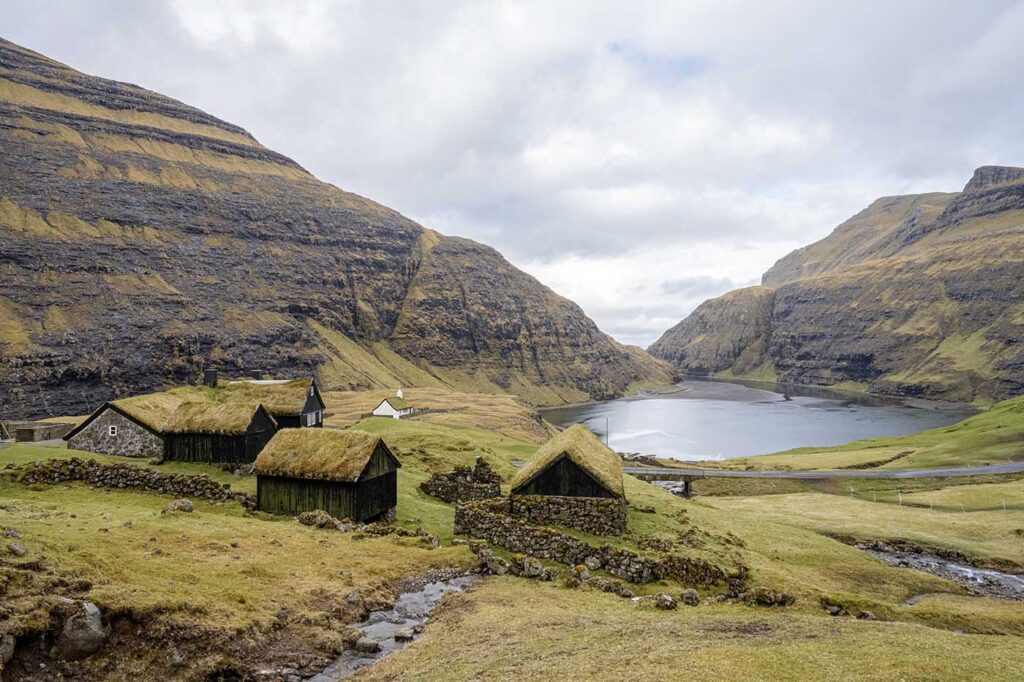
[2,387,1022,679]
[721,395,1024,471]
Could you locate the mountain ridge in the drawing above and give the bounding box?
[650,165,1024,403]
[0,37,672,419]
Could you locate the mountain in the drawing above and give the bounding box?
[649,166,1024,403]
[0,38,672,419]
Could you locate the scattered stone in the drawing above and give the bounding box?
[163,499,193,514]
[2,528,19,539]
[742,588,795,607]
[856,611,877,621]
[680,589,700,606]
[822,601,847,617]
[171,651,186,667]
[122,521,132,528]
[394,628,415,642]
[7,542,26,557]
[230,541,239,548]
[346,589,362,605]
[452,538,468,546]
[655,593,677,610]
[354,637,380,654]
[52,602,111,660]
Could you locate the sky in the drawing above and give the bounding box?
[4,1,1024,347]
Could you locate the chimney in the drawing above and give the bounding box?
[396,388,404,399]
[203,369,219,388]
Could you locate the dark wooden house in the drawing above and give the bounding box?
[510,424,624,499]
[162,402,277,464]
[223,378,326,428]
[254,428,401,522]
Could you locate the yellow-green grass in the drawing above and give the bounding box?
[0,482,470,633]
[710,493,1024,569]
[721,395,1023,471]
[899,478,1024,512]
[324,386,552,444]
[360,579,1023,681]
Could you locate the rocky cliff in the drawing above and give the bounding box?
[0,38,672,419]
[649,166,1024,403]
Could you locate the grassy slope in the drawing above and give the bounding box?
[719,395,1024,471]
[361,580,1022,682]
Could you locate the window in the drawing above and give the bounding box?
[108,425,118,437]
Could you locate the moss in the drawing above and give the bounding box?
[163,401,266,435]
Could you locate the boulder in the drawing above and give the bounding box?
[393,628,415,642]
[680,589,700,606]
[654,593,677,610]
[6,542,26,557]
[52,602,111,660]
[163,499,193,514]
[354,637,380,654]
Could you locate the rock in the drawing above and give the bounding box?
[856,611,877,621]
[823,603,846,617]
[2,528,19,539]
[171,651,186,667]
[1,634,15,667]
[584,555,602,571]
[163,499,193,514]
[52,602,111,660]
[354,637,380,654]
[6,542,26,557]
[299,510,340,530]
[345,589,362,605]
[393,628,415,642]
[654,593,677,610]
[680,589,700,606]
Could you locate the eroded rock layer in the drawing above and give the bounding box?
[0,39,671,418]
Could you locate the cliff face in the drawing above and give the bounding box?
[0,39,672,418]
[649,166,1024,403]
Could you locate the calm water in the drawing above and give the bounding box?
[542,379,976,461]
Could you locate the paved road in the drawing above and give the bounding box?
[624,461,1024,480]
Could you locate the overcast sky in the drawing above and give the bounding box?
[5,1,1024,346]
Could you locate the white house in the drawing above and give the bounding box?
[371,390,415,419]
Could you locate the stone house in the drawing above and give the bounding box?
[254,428,401,522]
[63,394,187,458]
[508,424,628,535]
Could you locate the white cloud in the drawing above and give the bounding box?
[3,0,1023,347]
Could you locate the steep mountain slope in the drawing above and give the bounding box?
[649,166,1024,403]
[0,38,671,419]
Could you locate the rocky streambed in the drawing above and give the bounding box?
[860,543,1024,601]
[308,575,477,681]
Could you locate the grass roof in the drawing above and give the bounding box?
[510,424,624,498]
[163,401,266,435]
[112,393,191,431]
[381,396,411,411]
[220,379,316,416]
[255,428,392,482]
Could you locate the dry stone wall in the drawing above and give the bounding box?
[67,409,163,458]
[509,494,627,536]
[9,458,254,508]
[454,499,730,586]
[419,457,501,503]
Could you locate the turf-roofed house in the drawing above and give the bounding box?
[162,402,277,464]
[224,378,326,428]
[371,389,415,419]
[63,393,189,458]
[255,429,402,522]
[508,424,628,535]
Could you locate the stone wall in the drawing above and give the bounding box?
[419,457,501,503]
[8,421,75,442]
[67,409,163,458]
[9,458,254,508]
[454,499,730,586]
[509,494,627,536]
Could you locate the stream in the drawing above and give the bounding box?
[862,547,1024,601]
[309,575,477,681]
